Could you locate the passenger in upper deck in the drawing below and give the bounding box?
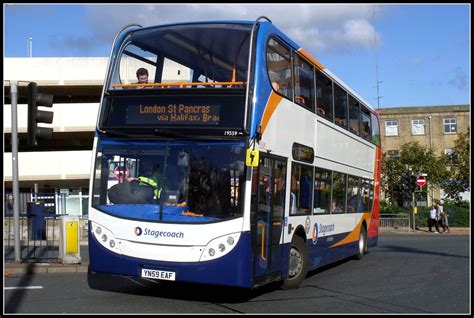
[135,67,149,89]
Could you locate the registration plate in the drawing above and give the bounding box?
[141,269,176,281]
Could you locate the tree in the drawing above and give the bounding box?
[442,128,470,201]
[382,141,449,205]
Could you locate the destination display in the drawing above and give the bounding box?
[101,95,246,132]
[127,103,221,126]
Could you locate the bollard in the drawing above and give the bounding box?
[59,215,81,264]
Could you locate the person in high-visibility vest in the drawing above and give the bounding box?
[127,160,162,200]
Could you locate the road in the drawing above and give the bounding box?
[4,233,470,314]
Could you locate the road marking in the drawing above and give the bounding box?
[5,286,43,290]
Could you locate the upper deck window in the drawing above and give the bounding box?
[333,83,348,128]
[348,95,360,135]
[315,70,333,121]
[266,38,293,100]
[109,24,251,90]
[293,54,315,111]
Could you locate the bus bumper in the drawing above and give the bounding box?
[88,231,254,288]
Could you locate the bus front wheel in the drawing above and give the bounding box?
[282,236,308,289]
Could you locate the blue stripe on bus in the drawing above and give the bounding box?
[97,138,245,150]
[88,227,254,288]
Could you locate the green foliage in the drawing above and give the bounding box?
[381,203,409,215]
[441,129,470,201]
[382,141,449,205]
[443,201,470,227]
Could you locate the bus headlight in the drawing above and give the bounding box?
[91,222,122,254]
[200,233,240,262]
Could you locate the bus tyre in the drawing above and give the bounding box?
[282,236,308,289]
[355,226,367,260]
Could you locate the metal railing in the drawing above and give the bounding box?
[4,213,61,263]
[379,213,411,230]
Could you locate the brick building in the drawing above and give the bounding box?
[378,105,470,204]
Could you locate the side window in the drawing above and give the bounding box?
[331,172,346,213]
[360,106,372,141]
[348,95,360,135]
[360,178,372,212]
[290,162,313,215]
[266,38,293,100]
[293,54,315,111]
[333,83,348,128]
[371,112,381,146]
[313,168,331,214]
[315,70,333,121]
[346,175,360,213]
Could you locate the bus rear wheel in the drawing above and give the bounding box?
[355,225,367,260]
[282,236,308,289]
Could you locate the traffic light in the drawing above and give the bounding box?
[410,173,418,192]
[27,82,54,146]
[400,172,410,195]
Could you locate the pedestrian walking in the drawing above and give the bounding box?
[428,205,441,233]
[435,200,445,233]
[439,203,450,233]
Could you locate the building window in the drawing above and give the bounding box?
[411,119,425,135]
[385,120,399,136]
[443,118,457,134]
[387,150,400,157]
[444,148,453,155]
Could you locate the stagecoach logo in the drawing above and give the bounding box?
[312,223,336,245]
[134,227,143,236]
[305,217,311,234]
[312,223,319,245]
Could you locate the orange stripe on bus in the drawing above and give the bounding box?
[329,213,371,248]
[297,48,325,71]
[260,91,283,135]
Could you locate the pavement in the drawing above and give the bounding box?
[378,226,470,235]
[4,228,469,277]
[4,244,90,277]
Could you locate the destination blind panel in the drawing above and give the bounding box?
[103,95,245,130]
[128,103,221,126]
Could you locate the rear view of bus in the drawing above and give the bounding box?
[88,22,255,288]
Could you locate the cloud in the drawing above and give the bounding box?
[73,4,384,56]
[448,67,468,91]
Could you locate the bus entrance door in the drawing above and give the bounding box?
[251,155,286,286]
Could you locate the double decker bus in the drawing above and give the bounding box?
[88,17,381,289]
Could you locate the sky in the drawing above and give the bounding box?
[3,3,471,108]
